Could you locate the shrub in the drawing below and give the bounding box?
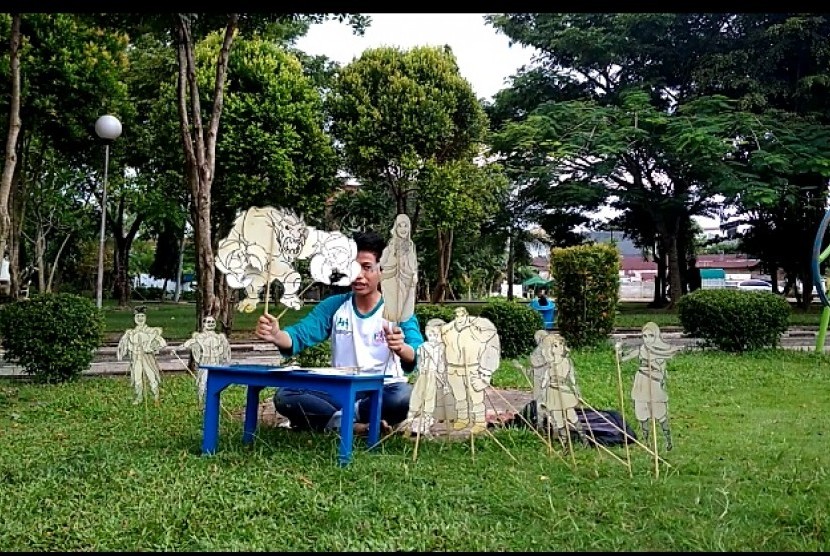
[294,340,332,367]
[0,293,104,383]
[550,243,620,349]
[414,304,456,335]
[479,298,543,359]
[677,289,790,352]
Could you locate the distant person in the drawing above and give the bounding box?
[536,289,549,306]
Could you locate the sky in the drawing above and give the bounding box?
[295,13,537,103]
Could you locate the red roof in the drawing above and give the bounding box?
[620,254,760,271]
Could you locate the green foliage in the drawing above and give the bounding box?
[294,340,332,368]
[414,304,456,335]
[0,293,104,383]
[479,298,542,359]
[677,289,791,352]
[550,243,620,348]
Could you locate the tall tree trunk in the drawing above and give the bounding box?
[35,229,45,293]
[112,196,143,306]
[46,233,71,292]
[174,13,237,322]
[430,229,454,303]
[651,243,669,308]
[506,229,515,302]
[8,164,25,299]
[0,14,22,264]
[173,232,186,302]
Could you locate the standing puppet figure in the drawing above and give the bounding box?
[617,322,680,451]
[380,214,418,323]
[172,315,231,402]
[441,307,500,434]
[117,307,166,405]
[404,318,448,435]
[530,332,586,448]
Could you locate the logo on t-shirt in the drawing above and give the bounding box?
[335,315,351,335]
[373,330,386,345]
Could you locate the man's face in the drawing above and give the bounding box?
[134,313,146,326]
[204,317,216,331]
[351,251,380,296]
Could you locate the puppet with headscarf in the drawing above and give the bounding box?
[617,321,681,451]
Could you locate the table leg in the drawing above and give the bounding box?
[337,391,356,467]
[243,386,264,445]
[366,388,382,449]
[201,377,224,455]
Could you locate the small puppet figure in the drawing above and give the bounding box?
[404,318,449,435]
[529,331,586,449]
[616,321,681,451]
[440,307,501,434]
[380,213,418,324]
[116,306,166,405]
[171,315,231,403]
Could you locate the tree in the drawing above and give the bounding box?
[169,13,366,323]
[327,45,489,227]
[0,13,21,272]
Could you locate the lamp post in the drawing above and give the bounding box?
[94,114,122,309]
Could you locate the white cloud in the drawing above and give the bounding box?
[295,13,537,102]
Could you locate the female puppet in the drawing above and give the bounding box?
[380,214,418,323]
[404,318,448,435]
[617,322,680,451]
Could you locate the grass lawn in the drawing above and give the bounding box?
[101,300,826,342]
[102,302,313,342]
[1,348,828,550]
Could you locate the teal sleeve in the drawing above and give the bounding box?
[399,313,425,374]
[280,293,351,357]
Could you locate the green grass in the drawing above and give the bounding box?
[101,300,826,342]
[1,348,828,550]
[102,301,313,342]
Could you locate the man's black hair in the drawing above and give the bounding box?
[353,230,386,262]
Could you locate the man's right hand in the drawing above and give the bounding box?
[255,313,281,344]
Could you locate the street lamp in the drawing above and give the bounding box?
[94,114,122,309]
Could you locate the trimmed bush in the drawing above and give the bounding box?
[480,298,543,359]
[550,243,620,349]
[677,289,790,352]
[0,293,104,383]
[414,304,456,335]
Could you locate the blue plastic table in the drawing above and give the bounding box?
[199,364,385,466]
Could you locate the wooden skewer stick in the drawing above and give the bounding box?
[647,351,660,479]
[614,345,633,478]
[264,224,276,316]
[275,280,318,322]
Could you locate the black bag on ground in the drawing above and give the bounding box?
[509,400,637,447]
